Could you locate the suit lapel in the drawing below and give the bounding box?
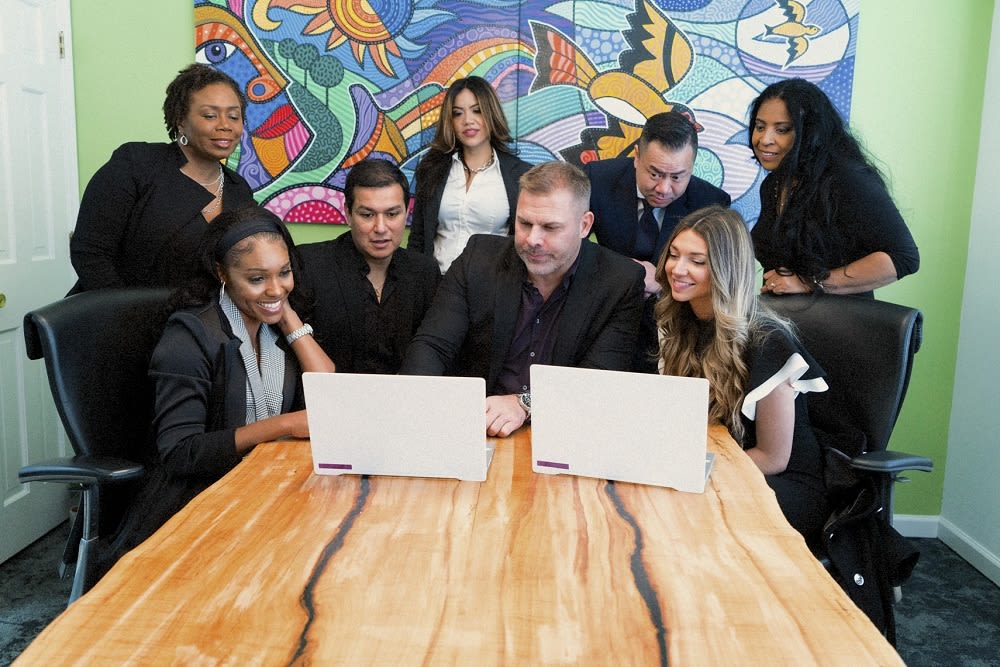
[615,163,640,253]
[552,241,596,365]
[497,153,520,231]
[489,246,524,387]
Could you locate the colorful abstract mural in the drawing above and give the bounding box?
[194,0,859,226]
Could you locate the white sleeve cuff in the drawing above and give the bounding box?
[741,352,828,421]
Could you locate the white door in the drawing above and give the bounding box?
[0,0,80,563]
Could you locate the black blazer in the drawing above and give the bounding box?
[400,234,645,394]
[297,233,440,373]
[113,300,299,557]
[409,150,532,254]
[583,156,731,261]
[69,142,255,293]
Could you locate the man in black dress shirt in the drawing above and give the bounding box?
[298,159,440,373]
[583,111,731,372]
[401,161,644,437]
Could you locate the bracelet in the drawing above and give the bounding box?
[285,323,313,344]
[811,277,826,294]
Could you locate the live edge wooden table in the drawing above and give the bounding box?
[16,425,901,666]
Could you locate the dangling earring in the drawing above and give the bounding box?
[179,134,189,146]
[219,281,226,300]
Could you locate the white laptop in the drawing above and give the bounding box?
[302,372,492,482]
[530,365,714,493]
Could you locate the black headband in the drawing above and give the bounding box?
[216,218,284,259]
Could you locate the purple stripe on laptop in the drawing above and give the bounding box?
[318,463,353,470]
[536,460,569,470]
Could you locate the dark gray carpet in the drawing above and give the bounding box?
[1,528,997,665]
[895,538,1000,666]
[1,523,72,667]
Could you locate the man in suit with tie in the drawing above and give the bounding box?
[401,161,645,437]
[583,111,731,372]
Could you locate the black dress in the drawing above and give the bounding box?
[740,324,830,547]
[752,162,919,297]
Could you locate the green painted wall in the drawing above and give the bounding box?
[850,1,992,515]
[70,1,992,515]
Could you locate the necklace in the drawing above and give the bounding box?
[369,273,386,303]
[201,165,225,215]
[462,152,495,174]
[195,165,223,186]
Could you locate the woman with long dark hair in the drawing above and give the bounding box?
[410,76,531,273]
[748,78,918,297]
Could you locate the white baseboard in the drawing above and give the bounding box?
[937,518,1000,588]
[893,514,940,538]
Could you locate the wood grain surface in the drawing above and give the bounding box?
[15,426,902,665]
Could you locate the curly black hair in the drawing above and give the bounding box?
[162,64,246,141]
[748,78,886,281]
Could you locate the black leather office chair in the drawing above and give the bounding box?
[19,288,170,604]
[761,293,933,645]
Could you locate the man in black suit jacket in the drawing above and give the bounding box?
[401,161,644,437]
[583,111,731,372]
[298,159,440,373]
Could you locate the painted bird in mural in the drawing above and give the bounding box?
[763,0,822,68]
[529,0,699,162]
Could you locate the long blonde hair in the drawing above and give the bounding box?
[654,205,792,442]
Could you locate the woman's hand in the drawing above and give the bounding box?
[762,252,899,296]
[233,410,311,454]
[278,303,305,338]
[760,268,813,295]
[283,410,310,439]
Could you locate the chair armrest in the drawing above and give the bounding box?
[851,450,934,475]
[19,455,145,486]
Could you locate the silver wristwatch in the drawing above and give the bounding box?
[517,392,531,418]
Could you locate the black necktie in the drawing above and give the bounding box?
[634,200,659,262]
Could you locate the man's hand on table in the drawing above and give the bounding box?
[485,394,528,437]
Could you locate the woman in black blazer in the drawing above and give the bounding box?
[410,76,531,273]
[110,206,334,559]
[69,64,256,293]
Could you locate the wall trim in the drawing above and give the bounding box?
[893,514,940,539]
[938,517,1000,588]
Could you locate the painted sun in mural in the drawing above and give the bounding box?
[265,0,413,77]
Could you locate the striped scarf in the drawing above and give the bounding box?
[219,287,285,424]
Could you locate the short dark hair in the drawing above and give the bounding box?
[640,111,698,153]
[344,159,410,212]
[163,64,246,141]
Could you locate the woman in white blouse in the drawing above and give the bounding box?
[410,76,532,273]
